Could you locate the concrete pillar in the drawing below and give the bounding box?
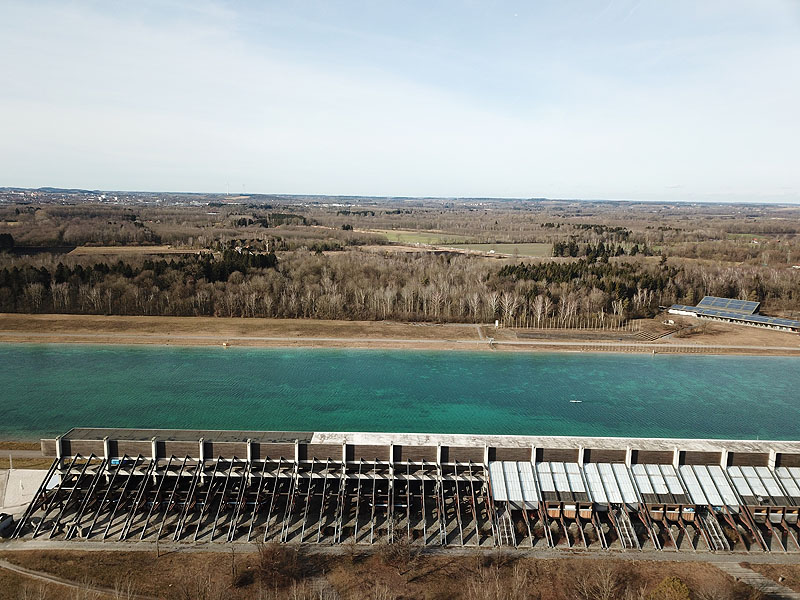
[531,446,537,463]
[342,442,347,464]
[436,443,442,467]
[577,445,585,464]
[103,436,110,461]
[672,447,680,468]
[390,443,395,466]
[484,444,490,466]
[151,437,159,484]
[55,435,63,461]
[720,449,729,468]
[625,446,632,467]
[294,439,300,464]
[246,438,252,463]
[769,449,778,469]
[198,437,205,462]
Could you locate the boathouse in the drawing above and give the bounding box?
[11,428,800,553]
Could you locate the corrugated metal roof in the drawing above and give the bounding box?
[679,464,741,508]
[488,462,540,508]
[775,467,800,504]
[582,464,606,505]
[488,462,507,502]
[727,466,792,507]
[518,462,540,505]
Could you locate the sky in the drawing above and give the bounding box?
[1,1,799,202]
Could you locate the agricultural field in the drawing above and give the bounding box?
[368,229,471,245]
[445,242,552,257]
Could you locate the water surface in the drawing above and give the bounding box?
[2,344,798,440]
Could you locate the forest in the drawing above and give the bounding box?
[0,194,798,325]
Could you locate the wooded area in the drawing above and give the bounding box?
[1,195,798,324]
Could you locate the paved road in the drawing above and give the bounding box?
[1,330,799,353]
[2,450,42,458]
[3,538,800,563]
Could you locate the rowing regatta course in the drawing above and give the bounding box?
[2,343,799,440]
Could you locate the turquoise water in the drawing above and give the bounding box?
[1,344,799,440]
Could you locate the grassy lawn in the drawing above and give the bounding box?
[446,242,552,256]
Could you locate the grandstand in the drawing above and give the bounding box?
[669,296,800,332]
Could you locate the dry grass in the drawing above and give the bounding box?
[0,458,52,469]
[0,314,480,342]
[0,443,39,451]
[0,569,59,600]
[0,550,764,600]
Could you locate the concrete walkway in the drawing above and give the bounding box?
[0,558,158,600]
[712,562,800,599]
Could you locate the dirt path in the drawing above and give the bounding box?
[1,329,799,355]
[712,562,800,599]
[0,558,158,600]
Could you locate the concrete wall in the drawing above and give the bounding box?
[444,446,485,464]
[584,449,626,463]
[728,452,769,467]
[632,450,673,464]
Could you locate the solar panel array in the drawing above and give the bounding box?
[669,304,800,330]
[696,296,760,315]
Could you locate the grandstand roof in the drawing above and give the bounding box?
[696,296,760,315]
[669,304,800,330]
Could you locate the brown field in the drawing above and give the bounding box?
[0,313,798,355]
[0,457,52,469]
[0,442,39,451]
[0,549,762,600]
[67,245,203,256]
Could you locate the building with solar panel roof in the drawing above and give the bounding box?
[668,296,800,332]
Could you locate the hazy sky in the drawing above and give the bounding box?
[2,1,799,201]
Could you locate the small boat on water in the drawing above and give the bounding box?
[569,399,583,403]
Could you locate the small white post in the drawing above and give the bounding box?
[768,449,778,470]
[672,447,681,468]
[625,446,632,467]
[577,445,585,464]
[246,438,252,463]
[151,437,157,460]
[720,449,729,468]
[103,436,110,461]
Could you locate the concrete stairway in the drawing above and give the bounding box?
[712,562,800,599]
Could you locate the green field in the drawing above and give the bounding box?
[445,242,552,257]
[371,229,471,244]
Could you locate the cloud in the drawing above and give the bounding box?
[0,0,798,201]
